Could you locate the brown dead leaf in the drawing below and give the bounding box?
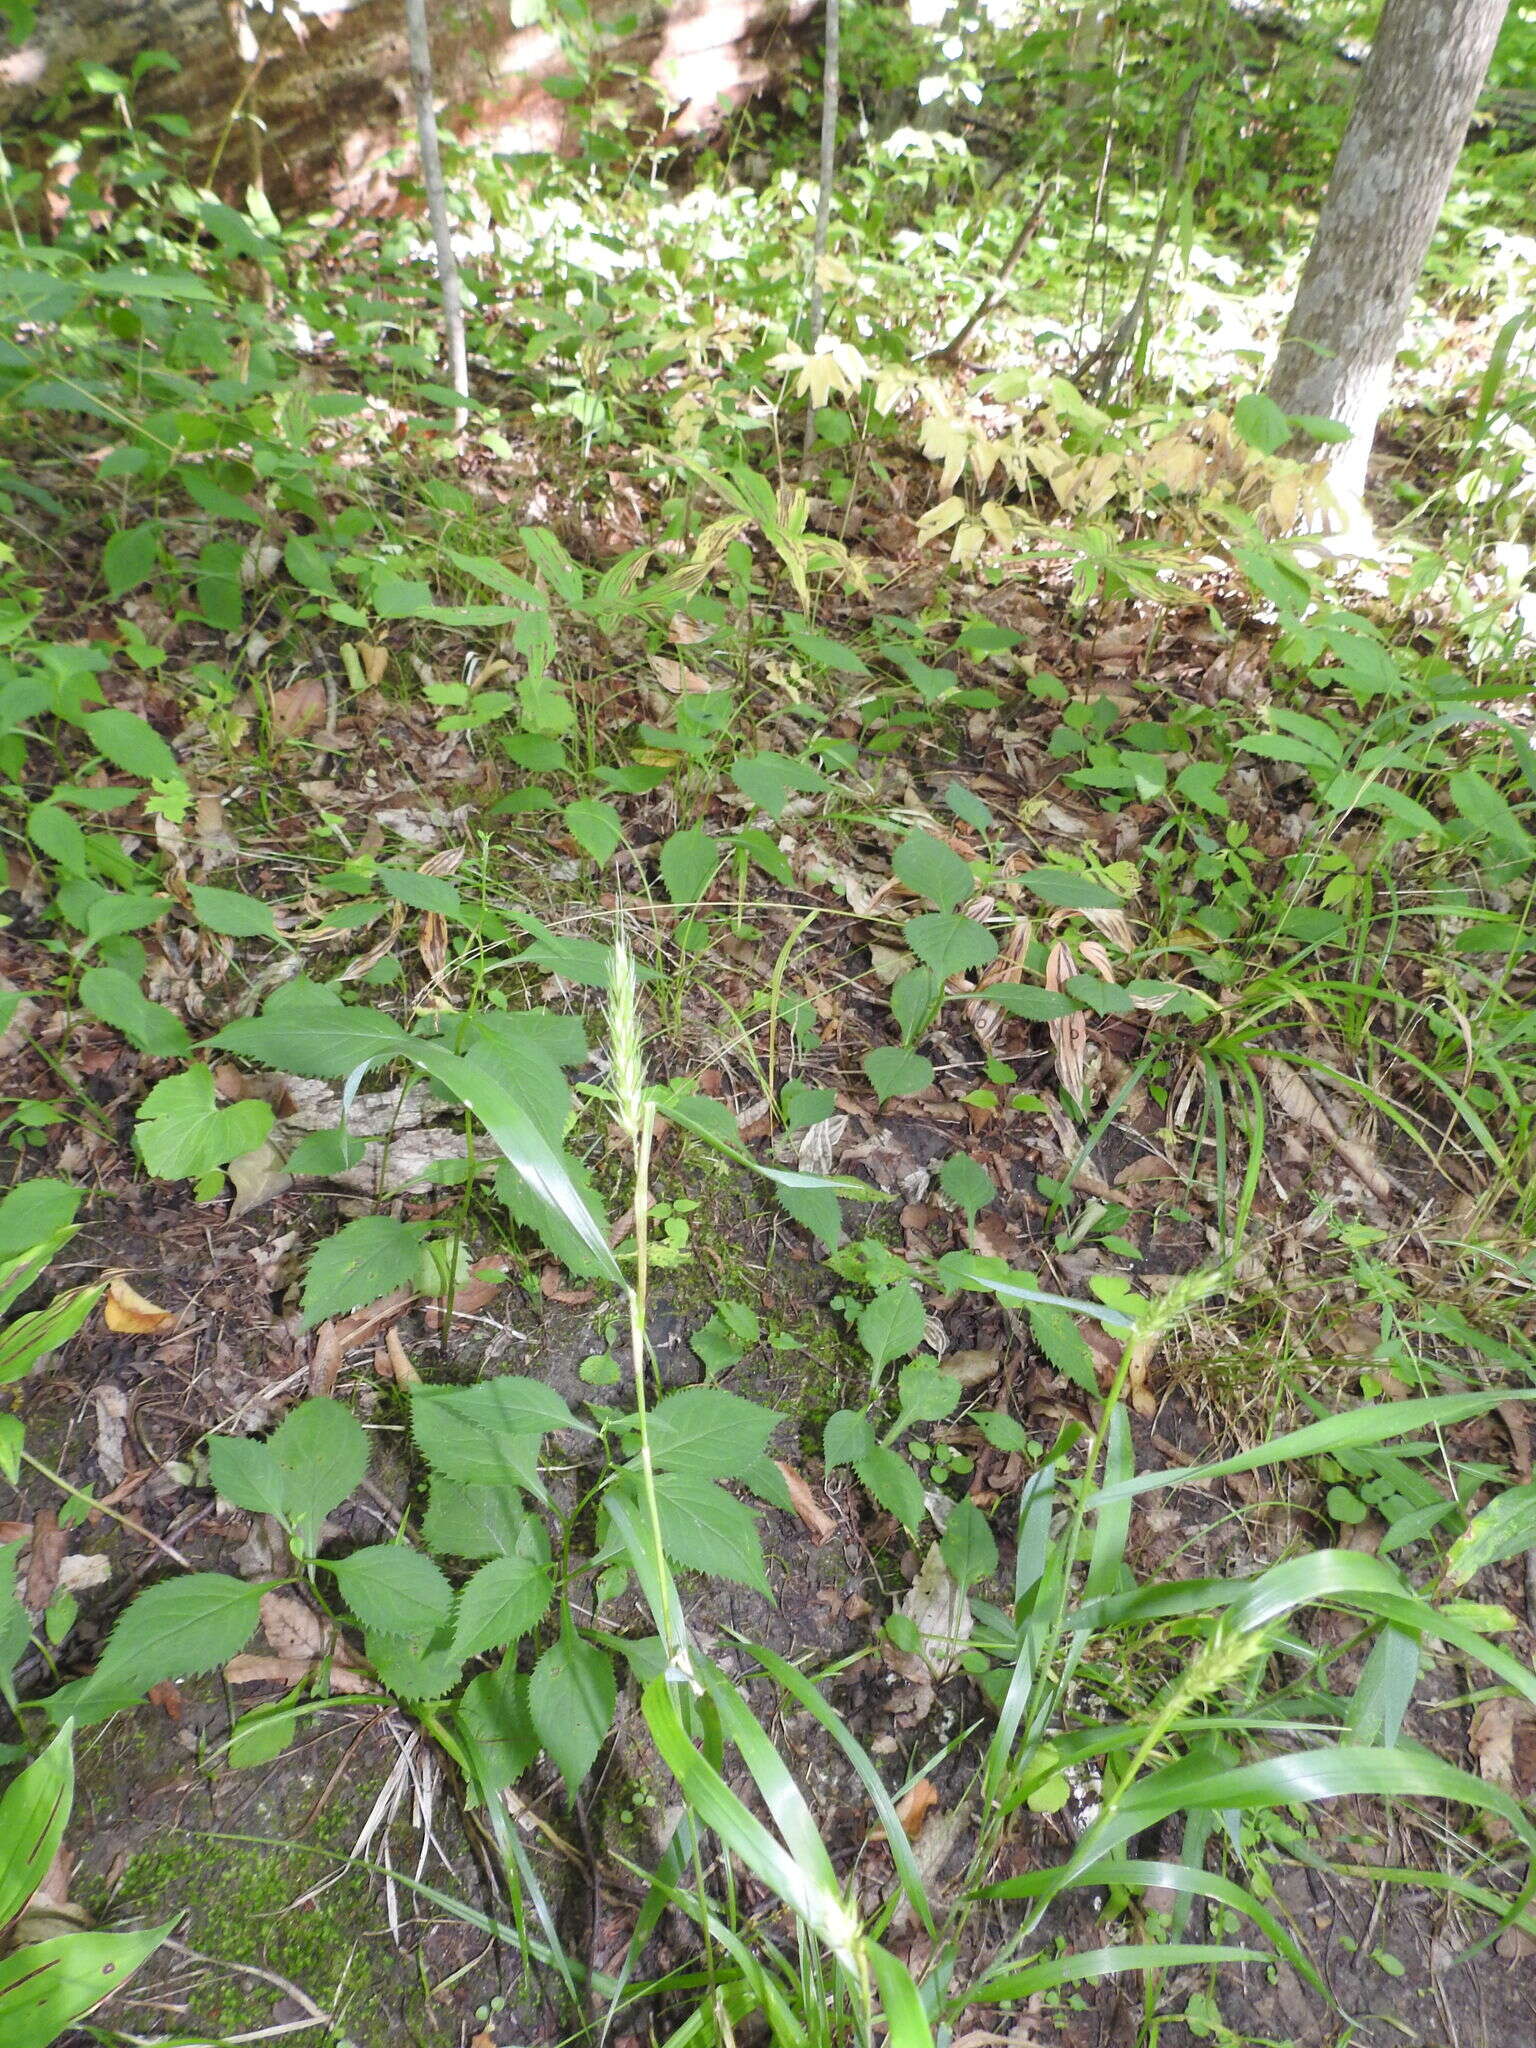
[104,1275,175,1334]
[1469,1696,1536,1839]
[358,642,389,687]
[226,1135,294,1219]
[894,1776,939,1842]
[92,1384,131,1488]
[0,1520,30,1544]
[775,1461,836,1543]
[22,1509,67,1614]
[1116,1153,1177,1188]
[328,1290,414,1350]
[540,1265,593,1306]
[890,1544,971,1684]
[269,677,327,738]
[649,654,711,694]
[941,1349,1000,1388]
[308,1319,342,1397]
[260,1589,332,1661]
[1255,1057,1393,1202]
[147,1679,184,1721]
[225,1653,375,1696]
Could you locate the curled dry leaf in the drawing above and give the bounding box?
[1045,942,1087,1101]
[775,1460,837,1543]
[1255,1057,1394,1202]
[308,1319,343,1398]
[104,1276,176,1335]
[384,1324,421,1387]
[893,1543,972,1683]
[357,641,389,688]
[894,1775,939,1842]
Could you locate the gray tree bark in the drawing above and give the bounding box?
[402,0,468,431]
[1264,0,1509,499]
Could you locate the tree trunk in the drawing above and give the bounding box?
[1264,0,1509,500]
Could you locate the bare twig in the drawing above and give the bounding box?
[802,0,841,455]
[928,182,1054,363]
[402,0,469,435]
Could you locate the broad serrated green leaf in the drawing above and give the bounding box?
[1028,1302,1100,1394]
[364,1626,463,1701]
[773,1177,844,1250]
[283,534,336,593]
[529,1629,615,1797]
[939,1152,994,1220]
[453,1554,554,1658]
[893,828,973,912]
[659,827,722,908]
[863,1045,934,1103]
[1017,869,1124,910]
[376,866,460,914]
[134,1064,275,1181]
[102,524,160,599]
[940,1498,998,1589]
[331,1545,454,1639]
[896,1359,960,1427]
[0,1183,81,1259]
[1233,391,1290,455]
[1449,768,1532,857]
[730,752,828,819]
[301,1216,424,1327]
[650,1474,769,1595]
[80,708,177,780]
[285,1126,367,1176]
[207,1398,368,1556]
[858,1284,925,1370]
[824,1408,877,1468]
[78,969,189,1058]
[98,1574,263,1691]
[212,991,408,1077]
[455,1660,538,1800]
[187,885,278,938]
[563,797,623,864]
[409,1375,582,1490]
[421,1478,529,1560]
[906,910,997,980]
[854,1446,926,1533]
[26,803,88,875]
[647,1386,782,1477]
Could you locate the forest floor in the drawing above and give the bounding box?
[3,51,1536,2048]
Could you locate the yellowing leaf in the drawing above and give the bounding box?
[104,1276,175,1334]
[920,415,973,494]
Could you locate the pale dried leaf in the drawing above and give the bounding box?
[775,1461,837,1543]
[269,678,327,738]
[227,1136,294,1219]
